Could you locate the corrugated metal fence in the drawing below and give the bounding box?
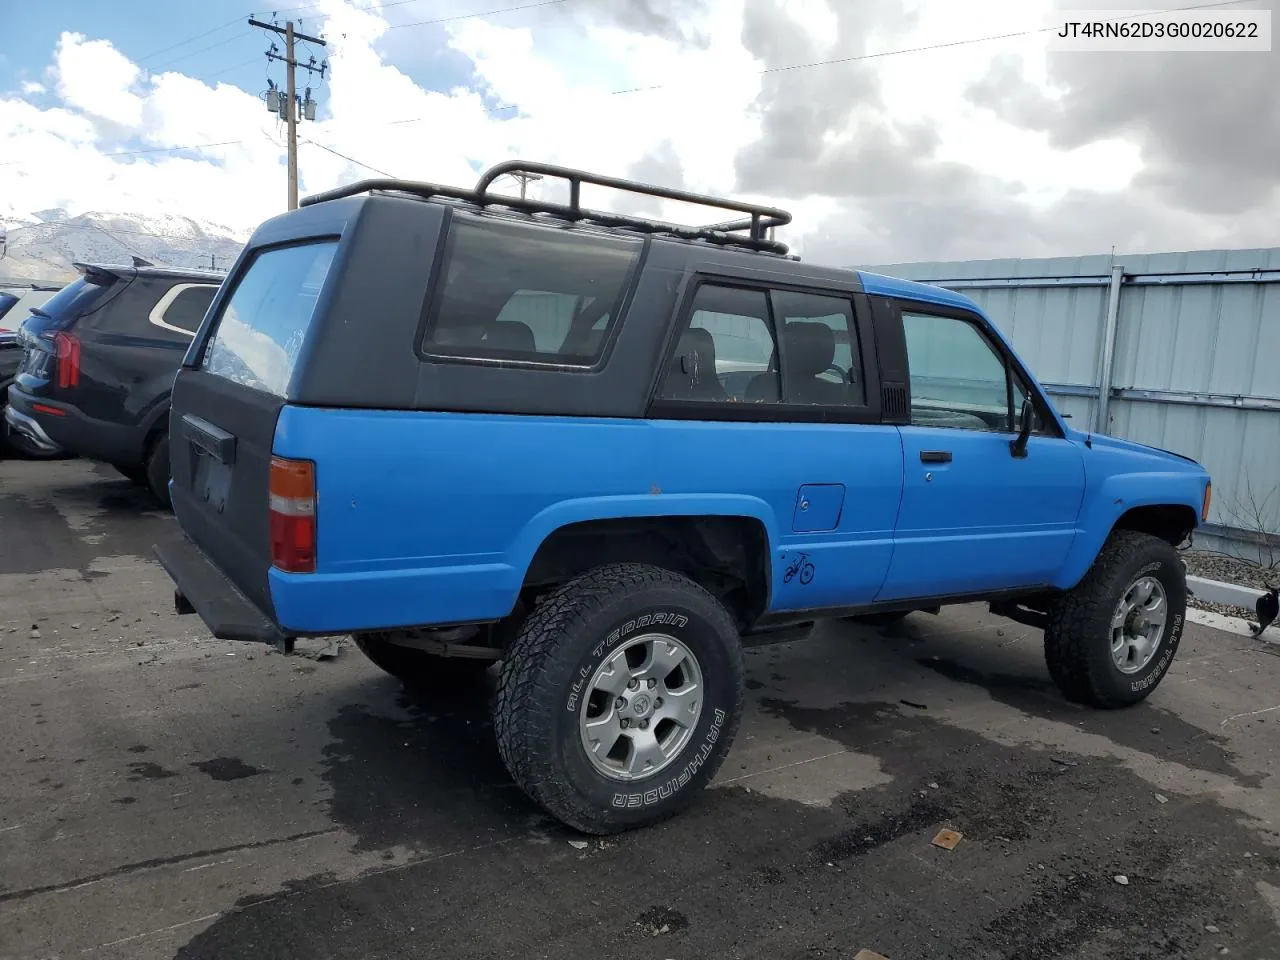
[865,248,1280,560]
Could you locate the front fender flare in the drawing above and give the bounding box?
[1054,471,1205,589]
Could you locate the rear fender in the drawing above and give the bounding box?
[508,493,780,595]
[1053,471,1206,589]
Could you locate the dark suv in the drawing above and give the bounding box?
[155,161,1209,835]
[6,262,223,502]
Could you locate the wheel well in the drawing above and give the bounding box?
[1113,504,1197,546]
[522,516,771,630]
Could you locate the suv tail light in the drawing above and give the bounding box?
[1201,481,1212,522]
[269,456,316,573]
[54,332,81,388]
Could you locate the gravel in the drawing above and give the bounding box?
[1181,550,1277,591]
[1179,550,1272,620]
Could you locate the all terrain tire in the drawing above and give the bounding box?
[493,563,745,835]
[1044,530,1186,708]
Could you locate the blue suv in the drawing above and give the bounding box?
[154,161,1212,834]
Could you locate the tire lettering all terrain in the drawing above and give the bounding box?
[612,707,727,808]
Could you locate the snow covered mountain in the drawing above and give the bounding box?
[0,211,248,284]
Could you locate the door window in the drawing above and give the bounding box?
[657,284,778,402]
[770,290,865,406]
[901,310,1013,432]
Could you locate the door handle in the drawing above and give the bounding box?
[920,450,952,464]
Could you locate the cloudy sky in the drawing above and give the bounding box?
[1,0,1276,265]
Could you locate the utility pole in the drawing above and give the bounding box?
[249,17,327,211]
[504,171,542,199]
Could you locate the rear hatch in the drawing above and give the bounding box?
[169,240,339,618]
[15,270,120,398]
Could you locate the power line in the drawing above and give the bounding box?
[134,15,246,63]
[301,139,395,177]
[0,141,246,168]
[388,0,570,30]
[149,29,255,73]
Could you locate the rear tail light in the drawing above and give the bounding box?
[1202,481,1212,522]
[269,456,316,573]
[53,332,80,388]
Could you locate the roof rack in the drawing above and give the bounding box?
[299,159,794,255]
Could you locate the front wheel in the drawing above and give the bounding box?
[1044,530,1187,708]
[493,563,745,835]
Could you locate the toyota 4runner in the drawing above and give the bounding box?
[154,161,1213,835]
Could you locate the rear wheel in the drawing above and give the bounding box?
[144,431,171,508]
[493,563,745,834]
[354,633,495,692]
[115,463,148,485]
[1044,530,1186,708]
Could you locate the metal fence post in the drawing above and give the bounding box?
[1094,264,1125,435]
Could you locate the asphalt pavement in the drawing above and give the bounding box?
[2,457,1278,960]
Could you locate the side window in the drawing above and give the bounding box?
[153,284,217,336]
[422,214,641,366]
[902,310,1013,432]
[770,290,865,406]
[658,285,778,403]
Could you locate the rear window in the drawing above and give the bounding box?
[29,277,110,329]
[200,240,337,397]
[421,214,642,367]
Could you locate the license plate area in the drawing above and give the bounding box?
[192,450,232,513]
[182,413,237,515]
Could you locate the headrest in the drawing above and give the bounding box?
[677,326,717,378]
[483,320,536,353]
[784,322,835,379]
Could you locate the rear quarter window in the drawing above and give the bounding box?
[421,213,642,367]
[151,283,219,336]
[200,240,337,397]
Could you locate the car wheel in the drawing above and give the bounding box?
[493,562,745,835]
[1044,530,1186,708]
[354,633,495,692]
[144,431,171,508]
[115,463,149,485]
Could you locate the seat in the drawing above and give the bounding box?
[782,322,847,404]
[664,327,726,400]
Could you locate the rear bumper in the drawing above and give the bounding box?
[154,533,291,647]
[6,385,144,463]
[4,401,61,453]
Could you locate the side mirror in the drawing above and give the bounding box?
[1009,400,1034,458]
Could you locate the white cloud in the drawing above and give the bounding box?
[52,32,146,128]
[0,0,1271,263]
